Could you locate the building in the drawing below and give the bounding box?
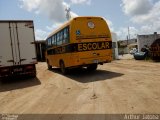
[118,39,137,54]
[137,32,160,52]
[150,38,160,61]
[35,40,46,61]
[111,32,119,59]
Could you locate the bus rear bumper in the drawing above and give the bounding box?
[67,56,112,68]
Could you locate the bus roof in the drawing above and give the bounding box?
[46,16,104,39]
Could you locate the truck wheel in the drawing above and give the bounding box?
[31,72,36,78]
[87,64,97,71]
[47,60,52,70]
[60,61,67,74]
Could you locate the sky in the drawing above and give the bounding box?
[0,0,160,40]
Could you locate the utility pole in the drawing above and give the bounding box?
[128,26,130,41]
[127,35,129,45]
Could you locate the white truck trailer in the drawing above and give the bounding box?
[0,20,37,78]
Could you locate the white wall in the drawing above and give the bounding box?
[137,34,160,52]
[111,32,119,59]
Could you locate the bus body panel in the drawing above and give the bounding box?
[70,17,111,43]
[48,53,73,68]
[69,17,112,67]
[69,50,112,67]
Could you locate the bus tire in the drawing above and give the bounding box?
[47,60,52,70]
[60,61,67,74]
[87,64,97,71]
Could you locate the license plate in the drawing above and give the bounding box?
[93,60,99,63]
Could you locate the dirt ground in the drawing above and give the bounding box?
[0,57,160,116]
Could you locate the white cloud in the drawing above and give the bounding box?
[35,29,48,40]
[70,11,79,18]
[19,0,79,40]
[19,0,41,12]
[121,0,160,36]
[116,27,138,40]
[46,23,63,31]
[121,0,153,16]
[132,1,160,24]
[19,0,78,22]
[107,20,114,32]
[36,23,64,40]
[104,18,114,32]
[70,0,91,5]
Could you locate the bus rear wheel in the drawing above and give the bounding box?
[60,61,67,74]
[87,64,98,71]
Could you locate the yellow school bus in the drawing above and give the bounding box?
[46,16,112,74]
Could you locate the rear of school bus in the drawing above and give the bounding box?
[69,16,112,70]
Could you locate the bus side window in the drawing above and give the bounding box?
[57,33,60,46]
[47,37,52,47]
[61,31,65,44]
[64,29,67,43]
[59,31,63,45]
[54,34,57,46]
[50,37,52,46]
[52,36,55,46]
[52,35,56,47]
[64,27,69,44]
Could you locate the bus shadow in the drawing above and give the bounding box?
[0,76,41,92]
[50,68,124,83]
